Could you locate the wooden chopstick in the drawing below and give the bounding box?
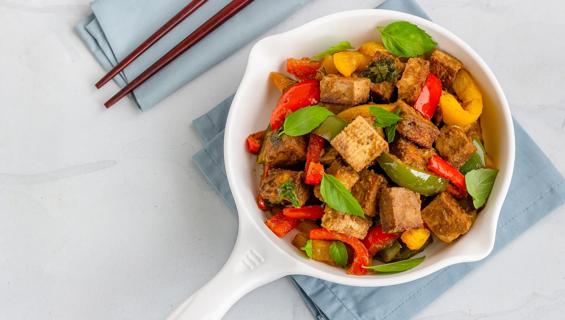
[95,0,208,89]
[104,0,254,109]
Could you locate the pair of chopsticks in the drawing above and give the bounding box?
[98,0,253,108]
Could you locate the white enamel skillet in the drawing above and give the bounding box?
[167,9,514,320]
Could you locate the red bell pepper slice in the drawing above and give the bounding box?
[246,131,265,154]
[266,212,299,238]
[363,225,400,257]
[256,195,268,210]
[446,184,467,199]
[270,80,320,130]
[304,134,325,185]
[414,74,442,119]
[282,205,324,220]
[305,162,325,185]
[310,228,370,275]
[427,155,467,193]
[287,58,321,80]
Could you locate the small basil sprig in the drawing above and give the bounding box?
[320,174,364,217]
[370,107,401,143]
[377,21,437,58]
[465,168,498,209]
[363,256,425,273]
[329,241,348,267]
[312,41,353,60]
[279,181,300,208]
[301,239,313,258]
[283,106,334,136]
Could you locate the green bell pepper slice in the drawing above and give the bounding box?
[377,153,448,196]
[313,115,347,142]
[459,138,486,174]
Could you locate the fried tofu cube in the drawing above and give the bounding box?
[462,121,483,141]
[330,116,389,172]
[396,100,440,148]
[320,75,371,106]
[421,192,473,243]
[262,130,307,166]
[320,147,340,165]
[259,169,310,207]
[351,169,388,217]
[327,159,359,189]
[321,207,372,239]
[435,125,476,168]
[379,187,423,233]
[390,137,436,171]
[430,49,462,88]
[370,81,395,102]
[396,57,430,105]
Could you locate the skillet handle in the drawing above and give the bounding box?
[166,221,297,320]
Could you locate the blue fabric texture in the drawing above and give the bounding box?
[191,1,565,319]
[75,0,309,110]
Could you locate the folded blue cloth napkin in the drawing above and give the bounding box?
[75,0,309,110]
[192,1,565,319]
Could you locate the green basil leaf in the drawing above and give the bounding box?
[377,21,437,58]
[363,256,425,273]
[283,106,334,136]
[385,124,397,143]
[311,41,353,60]
[370,106,401,128]
[279,181,300,208]
[320,174,364,217]
[329,241,348,267]
[301,240,313,258]
[382,109,401,143]
[465,168,498,209]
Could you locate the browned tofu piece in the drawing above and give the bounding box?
[330,116,389,172]
[327,159,359,189]
[259,169,310,207]
[462,121,483,141]
[430,49,462,88]
[379,187,423,233]
[421,192,473,243]
[320,75,371,106]
[370,81,395,102]
[262,130,307,166]
[321,207,372,239]
[320,147,340,165]
[366,53,405,102]
[435,125,476,168]
[322,103,350,114]
[396,100,440,148]
[396,58,430,105]
[351,169,388,217]
[390,137,436,171]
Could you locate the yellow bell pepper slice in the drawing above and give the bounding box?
[358,41,386,57]
[400,227,431,251]
[439,70,483,126]
[336,104,395,122]
[320,55,339,75]
[333,51,368,77]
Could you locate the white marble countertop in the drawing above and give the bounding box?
[0,0,564,319]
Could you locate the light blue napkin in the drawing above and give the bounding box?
[75,0,309,110]
[192,1,565,319]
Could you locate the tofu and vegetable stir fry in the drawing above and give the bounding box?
[245,21,498,275]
